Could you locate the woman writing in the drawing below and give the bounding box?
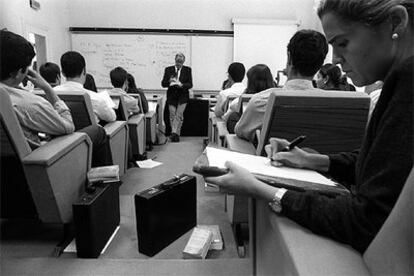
[206,0,413,253]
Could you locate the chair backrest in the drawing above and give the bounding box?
[128,93,143,114]
[363,166,414,275]
[110,94,129,120]
[56,92,96,130]
[224,95,238,112]
[256,89,370,156]
[0,88,38,218]
[238,94,253,114]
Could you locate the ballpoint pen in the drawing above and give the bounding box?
[282,135,307,152]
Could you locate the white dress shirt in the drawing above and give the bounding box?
[214,82,246,119]
[235,79,318,142]
[55,81,116,123]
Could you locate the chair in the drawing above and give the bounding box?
[254,165,414,275]
[256,89,370,156]
[213,95,238,146]
[128,93,158,148]
[0,89,92,223]
[56,92,129,175]
[110,93,146,157]
[226,89,370,256]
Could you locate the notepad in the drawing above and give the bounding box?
[203,147,348,195]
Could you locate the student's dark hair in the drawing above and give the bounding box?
[0,30,35,80]
[228,62,245,83]
[60,51,86,78]
[84,73,97,92]
[39,62,61,84]
[287,29,328,77]
[126,73,137,90]
[110,67,128,88]
[245,64,275,94]
[319,63,342,88]
[317,0,414,27]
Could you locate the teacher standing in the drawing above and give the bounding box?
[161,52,193,142]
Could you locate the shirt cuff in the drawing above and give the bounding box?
[53,100,70,113]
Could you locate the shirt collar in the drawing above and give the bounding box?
[62,81,84,89]
[283,79,314,90]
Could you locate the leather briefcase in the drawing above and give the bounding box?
[135,174,196,256]
[72,182,120,258]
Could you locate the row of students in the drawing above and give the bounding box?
[0,31,113,168]
[206,0,413,254]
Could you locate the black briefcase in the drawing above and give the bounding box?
[135,174,196,256]
[72,182,120,258]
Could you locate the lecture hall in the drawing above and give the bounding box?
[1,0,413,275]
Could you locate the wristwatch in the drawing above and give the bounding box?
[268,188,288,213]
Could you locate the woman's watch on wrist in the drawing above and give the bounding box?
[268,188,288,213]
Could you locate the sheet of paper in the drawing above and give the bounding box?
[206,147,336,186]
[148,102,157,112]
[136,159,162,169]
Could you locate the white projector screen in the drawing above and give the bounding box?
[233,19,298,87]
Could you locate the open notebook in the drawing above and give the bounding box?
[203,147,348,195]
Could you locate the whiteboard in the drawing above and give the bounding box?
[71,34,191,89]
[71,33,233,91]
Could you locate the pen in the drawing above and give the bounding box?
[282,135,307,152]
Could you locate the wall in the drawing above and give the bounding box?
[68,0,322,31]
[0,0,71,65]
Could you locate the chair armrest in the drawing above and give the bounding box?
[128,114,145,125]
[225,134,256,154]
[216,121,229,147]
[23,132,92,166]
[255,200,369,275]
[104,121,128,138]
[145,110,156,119]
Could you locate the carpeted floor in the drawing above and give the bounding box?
[0,136,241,262]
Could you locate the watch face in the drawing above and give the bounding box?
[269,201,282,213]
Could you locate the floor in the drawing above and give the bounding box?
[0,136,249,274]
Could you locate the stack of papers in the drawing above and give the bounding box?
[197,225,223,250]
[183,227,213,259]
[87,165,120,183]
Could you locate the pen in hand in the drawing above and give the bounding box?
[281,135,307,152]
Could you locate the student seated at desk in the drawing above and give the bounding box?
[214,62,246,120]
[109,67,140,114]
[226,64,275,133]
[234,29,328,143]
[206,0,413,253]
[126,73,148,114]
[0,30,112,167]
[55,51,116,124]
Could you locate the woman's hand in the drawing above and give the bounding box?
[264,138,309,168]
[264,137,330,172]
[205,161,264,197]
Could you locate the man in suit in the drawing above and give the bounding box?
[161,52,193,142]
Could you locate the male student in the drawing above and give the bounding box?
[214,62,246,120]
[55,51,116,124]
[39,62,61,87]
[0,30,112,167]
[109,66,140,114]
[235,30,328,142]
[161,52,193,142]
